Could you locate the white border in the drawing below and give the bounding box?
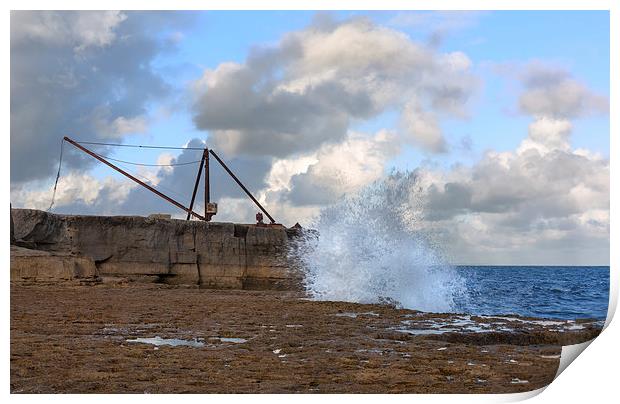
[4,1,617,403]
[4,0,615,11]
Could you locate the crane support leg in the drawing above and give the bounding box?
[186,150,206,220]
[209,149,276,224]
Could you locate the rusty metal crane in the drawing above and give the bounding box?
[61,136,276,224]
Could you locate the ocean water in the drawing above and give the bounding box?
[454,266,610,321]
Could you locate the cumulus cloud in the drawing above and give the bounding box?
[369,131,609,265]
[403,64,609,264]
[400,100,446,152]
[517,62,609,118]
[192,16,476,159]
[417,127,608,225]
[517,117,572,154]
[10,172,135,214]
[285,130,400,205]
[11,11,127,50]
[10,11,193,184]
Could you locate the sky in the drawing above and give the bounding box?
[9,10,610,265]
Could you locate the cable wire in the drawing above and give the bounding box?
[74,140,206,150]
[105,159,195,204]
[47,139,65,212]
[92,152,202,167]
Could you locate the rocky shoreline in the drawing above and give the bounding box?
[10,283,602,393]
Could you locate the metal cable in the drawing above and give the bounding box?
[47,139,65,211]
[101,159,195,204]
[92,152,202,167]
[74,140,205,150]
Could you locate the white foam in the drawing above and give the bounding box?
[291,173,466,313]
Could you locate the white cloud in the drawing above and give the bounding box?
[11,11,127,51]
[517,117,572,155]
[192,17,476,158]
[92,112,149,139]
[110,116,148,136]
[515,62,609,119]
[11,11,190,185]
[282,130,401,206]
[11,172,135,212]
[408,110,609,264]
[400,100,446,153]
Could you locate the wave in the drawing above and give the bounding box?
[290,171,466,313]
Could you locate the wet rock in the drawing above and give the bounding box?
[12,283,592,393]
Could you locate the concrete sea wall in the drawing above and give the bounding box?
[10,208,302,289]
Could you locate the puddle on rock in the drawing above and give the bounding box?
[396,328,458,335]
[334,312,380,319]
[126,336,205,348]
[216,337,247,344]
[393,314,598,336]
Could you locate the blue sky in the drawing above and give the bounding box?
[100,10,609,178]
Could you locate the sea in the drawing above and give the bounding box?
[453,266,610,321]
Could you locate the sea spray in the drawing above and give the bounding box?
[291,171,466,313]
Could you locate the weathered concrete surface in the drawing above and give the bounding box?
[11,208,301,289]
[10,245,98,282]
